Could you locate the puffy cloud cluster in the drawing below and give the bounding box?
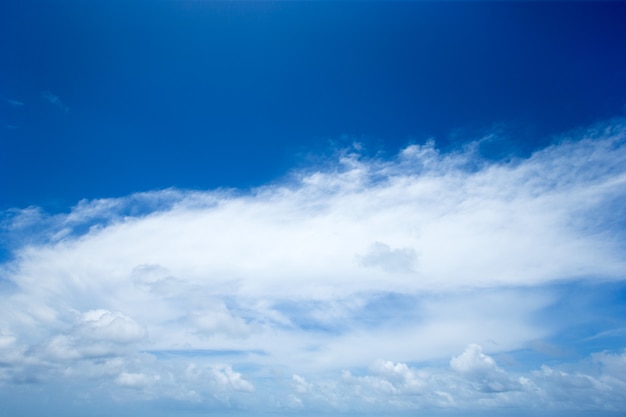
[0,120,625,414]
[450,344,522,393]
[287,346,626,413]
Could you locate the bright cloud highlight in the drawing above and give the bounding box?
[1,120,626,415]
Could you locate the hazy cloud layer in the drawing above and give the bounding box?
[0,120,625,414]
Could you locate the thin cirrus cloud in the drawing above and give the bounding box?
[2,98,24,130]
[5,98,24,107]
[0,119,626,414]
[42,90,69,112]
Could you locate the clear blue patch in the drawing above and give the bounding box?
[2,2,625,212]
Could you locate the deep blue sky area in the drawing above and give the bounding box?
[1,1,626,211]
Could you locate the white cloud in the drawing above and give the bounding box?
[0,120,625,412]
[77,309,146,344]
[189,304,250,338]
[33,309,146,362]
[292,374,312,394]
[115,371,158,388]
[450,344,522,393]
[211,365,255,392]
[593,349,626,383]
[358,241,417,273]
[295,345,626,412]
[370,360,426,393]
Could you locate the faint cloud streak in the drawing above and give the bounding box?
[42,90,69,112]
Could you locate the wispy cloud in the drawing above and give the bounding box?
[5,98,24,107]
[0,119,625,414]
[42,90,69,112]
[2,98,24,130]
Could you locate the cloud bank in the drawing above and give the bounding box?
[1,120,625,415]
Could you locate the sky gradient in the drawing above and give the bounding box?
[1,1,626,417]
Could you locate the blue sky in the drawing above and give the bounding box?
[1,1,626,416]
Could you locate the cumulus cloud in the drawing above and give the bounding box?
[35,309,146,362]
[0,120,625,413]
[292,345,626,413]
[77,309,146,344]
[211,365,255,392]
[450,344,522,392]
[115,371,159,388]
